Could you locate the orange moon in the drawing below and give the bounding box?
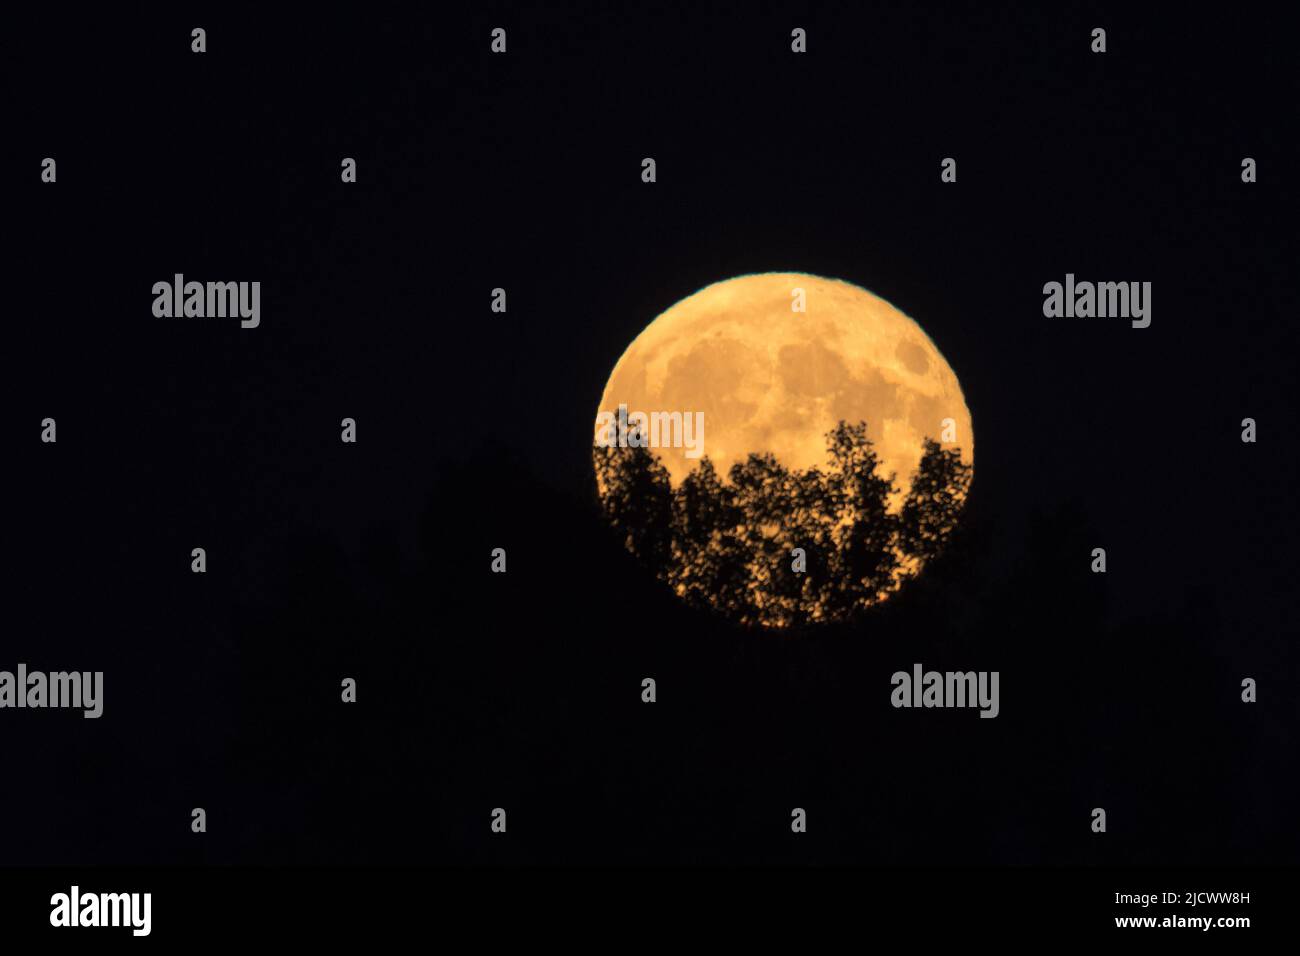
[595,273,973,504]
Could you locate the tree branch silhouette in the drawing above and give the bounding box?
[594,421,971,628]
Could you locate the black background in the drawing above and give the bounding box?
[8,3,1296,870]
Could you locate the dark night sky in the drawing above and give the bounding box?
[7,4,1296,866]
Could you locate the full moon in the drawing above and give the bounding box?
[592,272,974,628]
[596,273,973,498]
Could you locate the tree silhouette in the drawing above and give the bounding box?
[897,439,973,567]
[594,421,972,628]
[592,441,674,570]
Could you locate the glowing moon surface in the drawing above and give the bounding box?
[596,273,973,502]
